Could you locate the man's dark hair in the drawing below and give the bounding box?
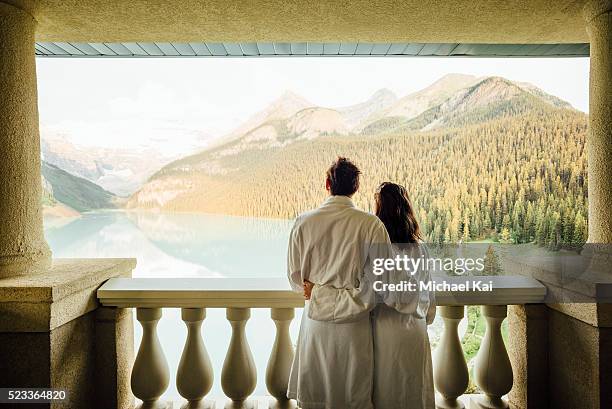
[326,157,361,196]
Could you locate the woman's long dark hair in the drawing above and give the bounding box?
[375,182,422,243]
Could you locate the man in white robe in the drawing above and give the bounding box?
[286,157,391,409]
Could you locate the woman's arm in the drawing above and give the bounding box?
[306,243,436,322]
[426,289,436,325]
[304,221,438,323]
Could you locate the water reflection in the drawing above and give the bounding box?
[45,211,293,278]
[125,211,294,278]
[44,211,298,399]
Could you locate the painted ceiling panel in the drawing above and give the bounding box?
[34,42,590,58]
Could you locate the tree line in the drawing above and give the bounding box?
[142,107,589,249]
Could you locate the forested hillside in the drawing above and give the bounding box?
[129,76,588,248]
[42,161,118,212]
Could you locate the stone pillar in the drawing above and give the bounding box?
[0,1,51,278]
[95,307,135,409]
[546,306,612,409]
[572,3,612,408]
[585,0,612,244]
[507,305,549,409]
[0,259,137,409]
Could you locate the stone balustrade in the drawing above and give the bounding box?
[97,276,545,409]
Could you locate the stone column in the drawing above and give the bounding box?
[524,6,612,409]
[585,3,612,407]
[0,259,137,409]
[0,1,51,278]
[95,307,135,409]
[507,305,549,409]
[585,0,612,244]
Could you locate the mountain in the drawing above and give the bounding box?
[360,74,480,130]
[127,74,585,231]
[203,76,481,155]
[361,76,575,135]
[212,79,472,151]
[41,135,174,197]
[338,88,398,129]
[40,128,210,197]
[287,107,349,139]
[42,161,118,213]
[214,91,314,145]
[515,81,572,108]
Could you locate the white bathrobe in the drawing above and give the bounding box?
[287,195,391,409]
[372,243,435,409]
[308,242,436,409]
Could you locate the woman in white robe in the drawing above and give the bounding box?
[307,182,436,409]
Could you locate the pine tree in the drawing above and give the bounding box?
[499,227,513,243]
[524,203,535,243]
[483,245,502,275]
[462,214,470,242]
[547,212,561,250]
[562,209,575,247]
[495,201,503,232]
[444,227,451,244]
[572,212,588,249]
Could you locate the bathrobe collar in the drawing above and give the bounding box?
[321,195,355,208]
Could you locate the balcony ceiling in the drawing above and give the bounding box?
[34,42,590,58]
[9,0,590,46]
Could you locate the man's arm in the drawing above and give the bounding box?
[287,220,303,292]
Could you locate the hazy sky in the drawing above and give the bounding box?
[36,57,589,154]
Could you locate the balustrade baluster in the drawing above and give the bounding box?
[132,308,171,409]
[472,305,513,409]
[433,305,469,409]
[177,308,215,409]
[221,307,257,409]
[266,308,297,409]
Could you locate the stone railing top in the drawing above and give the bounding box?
[97,275,546,308]
[0,258,137,332]
[0,258,137,302]
[98,277,305,308]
